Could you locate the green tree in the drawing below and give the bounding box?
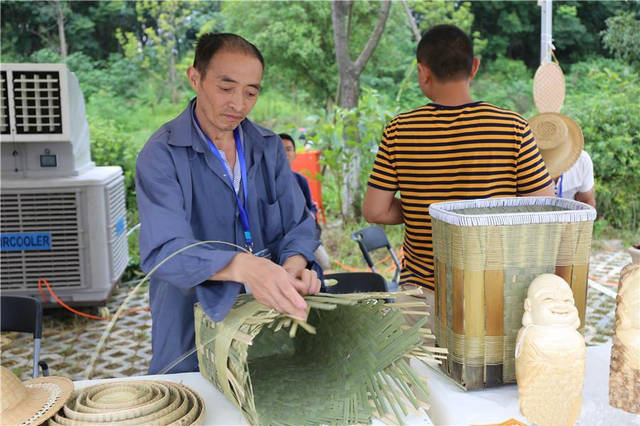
[331,0,391,219]
[563,59,640,229]
[469,1,633,68]
[221,1,336,108]
[0,1,139,61]
[412,0,486,56]
[601,12,640,66]
[117,0,214,103]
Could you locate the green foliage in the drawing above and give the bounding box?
[360,6,416,101]
[409,0,486,56]
[563,58,640,230]
[85,89,186,149]
[88,114,141,276]
[553,4,594,64]
[88,114,138,213]
[469,1,632,68]
[306,89,397,218]
[472,57,534,116]
[470,1,539,67]
[411,0,474,32]
[249,90,316,133]
[221,1,415,110]
[117,0,213,103]
[0,0,139,61]
[601,12,640,66]
[221,1,336,107]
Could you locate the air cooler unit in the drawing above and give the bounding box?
[1,63,128,304]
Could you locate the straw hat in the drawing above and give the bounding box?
[49,380,206,425]
[529,112,584,179]
[0,366,73,426]
[533,61,566,113]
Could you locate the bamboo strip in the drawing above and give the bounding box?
[451,267,464,383]
[438,259,447,339]
[571,264,589,329]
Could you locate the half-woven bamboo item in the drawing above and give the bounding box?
[194,290,446,425]
[430,197,596,390]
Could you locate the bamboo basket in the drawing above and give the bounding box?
[430,197,596,390]
[194,290,446,425]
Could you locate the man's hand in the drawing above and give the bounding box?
[282,254,321,295]
[211,253,317,320]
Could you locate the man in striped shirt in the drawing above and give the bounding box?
[363,25,554,324]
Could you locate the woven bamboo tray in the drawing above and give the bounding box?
[430,197,596,390]
[194,290,446,425]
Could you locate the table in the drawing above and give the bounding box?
[75,372,433,425]
[75,372,247,425]
[411,343,640,425]
[75,345,637,426]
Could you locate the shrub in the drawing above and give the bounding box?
[472,56,535,115]
[563,58,640,230]
[88,114,140,275]
[305,89,397,219]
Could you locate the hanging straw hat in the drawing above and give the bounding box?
[0,366,73,425]
[533,61,566,113]
[49,380,205,425]
[529,112,584,179]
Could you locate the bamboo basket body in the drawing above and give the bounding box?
[431,197,595,390]
[194,292,442,425]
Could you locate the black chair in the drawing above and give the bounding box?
[323,272,387,294]
[351,226,401,291]
[1,295,49,378]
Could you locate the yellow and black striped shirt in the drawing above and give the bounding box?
[368,102,553,291]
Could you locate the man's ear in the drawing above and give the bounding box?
[417,62,432,87]
[186,66,200,92]
[469,57,481,79]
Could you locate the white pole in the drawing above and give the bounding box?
[539,0,553,64]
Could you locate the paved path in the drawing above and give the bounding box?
[1,250,633,381]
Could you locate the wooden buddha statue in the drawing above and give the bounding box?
[515,273,585,426]
[609,263,640,413]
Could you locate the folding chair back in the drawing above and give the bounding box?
[351,226,401,291]
[323,272,387,294]
[1,295,48,377]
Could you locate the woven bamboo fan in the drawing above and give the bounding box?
[430,197,596,390]
[194,290,446,425]
[49,380,205,425]
[533,61,566,113]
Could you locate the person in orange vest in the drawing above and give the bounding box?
[280,133,330,270]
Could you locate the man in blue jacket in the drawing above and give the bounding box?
[135,33,321,374]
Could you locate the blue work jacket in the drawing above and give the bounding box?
[293,171,318,218]
[135,100,320,374]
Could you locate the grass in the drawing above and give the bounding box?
[592,218,640,251]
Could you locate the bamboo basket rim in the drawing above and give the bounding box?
[429,197,596,227]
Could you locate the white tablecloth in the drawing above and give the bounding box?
[74,372,433,425]
[75,344,638,425]
[411,343,640,425]
[75,372,248,425]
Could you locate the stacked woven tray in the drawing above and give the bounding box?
[49,380,205,425]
